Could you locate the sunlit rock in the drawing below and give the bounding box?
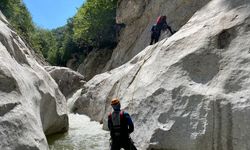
[104,0,212,70]
[74,0,250,149]
[0,11,68,149]
[45,66,85,98]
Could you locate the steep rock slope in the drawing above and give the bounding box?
[104,0,212,70]
[73,0,250,149]
[0,12,68,149]
[76,0,211,80]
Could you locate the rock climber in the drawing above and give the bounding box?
[150,15,175,45]
[108,98,137,150]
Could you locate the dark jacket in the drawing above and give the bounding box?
[151,24,161,37]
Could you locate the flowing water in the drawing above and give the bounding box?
[47,114,110,150]
[47,90,110,149]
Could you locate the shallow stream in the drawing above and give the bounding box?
[47,114,110,150]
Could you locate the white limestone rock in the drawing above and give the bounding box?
[74,0,250,149]
[77,0,211,79]
[45,66,85,98]
[104,0,212,70]
[0,12,68,149]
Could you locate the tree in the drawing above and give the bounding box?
[0,0,35,42]
[73,0,118,48]
[0,0,119,67]
[30,28,59,64]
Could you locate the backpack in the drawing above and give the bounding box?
[108,111,126,137]
[156,16,167,25]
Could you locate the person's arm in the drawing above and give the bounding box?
[108,114,112,131]
[163,22,174,34]
[124,112,134,133]
[151,25,155,32]
[166,25,174,35]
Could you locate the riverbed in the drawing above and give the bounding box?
[47,114,110,150]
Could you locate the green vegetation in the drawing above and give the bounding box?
[0,0,118,66]
[74,0,117,48]
[30,28,58,64]
[51,19,83,66]
[0,0,35,42]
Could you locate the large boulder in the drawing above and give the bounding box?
[104,0,212,70]
[0,12,68,149]
[45,66,85,98]
[73,0,250,149]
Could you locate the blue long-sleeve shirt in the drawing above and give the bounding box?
[124,111,134,133]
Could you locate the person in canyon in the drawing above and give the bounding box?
[150,15,175,45]
[108,98,137,150]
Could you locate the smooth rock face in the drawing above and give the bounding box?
[104,0,212,70]
[78,0,211,79]
[77,48,113,81]
[0,12,68,149]
[74,0,250,149]
[45,66,85,98]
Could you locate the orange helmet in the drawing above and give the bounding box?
[111,98,120,105]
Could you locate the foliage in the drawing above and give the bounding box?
[30,28,59,64]
[0,0,35,42]
[73,0,118,48]
[52,18,85,66]
[0,0,118,66]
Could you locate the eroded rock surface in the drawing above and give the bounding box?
[0,12,68,149]
[45,66,85,98]
[74,0,250,149]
